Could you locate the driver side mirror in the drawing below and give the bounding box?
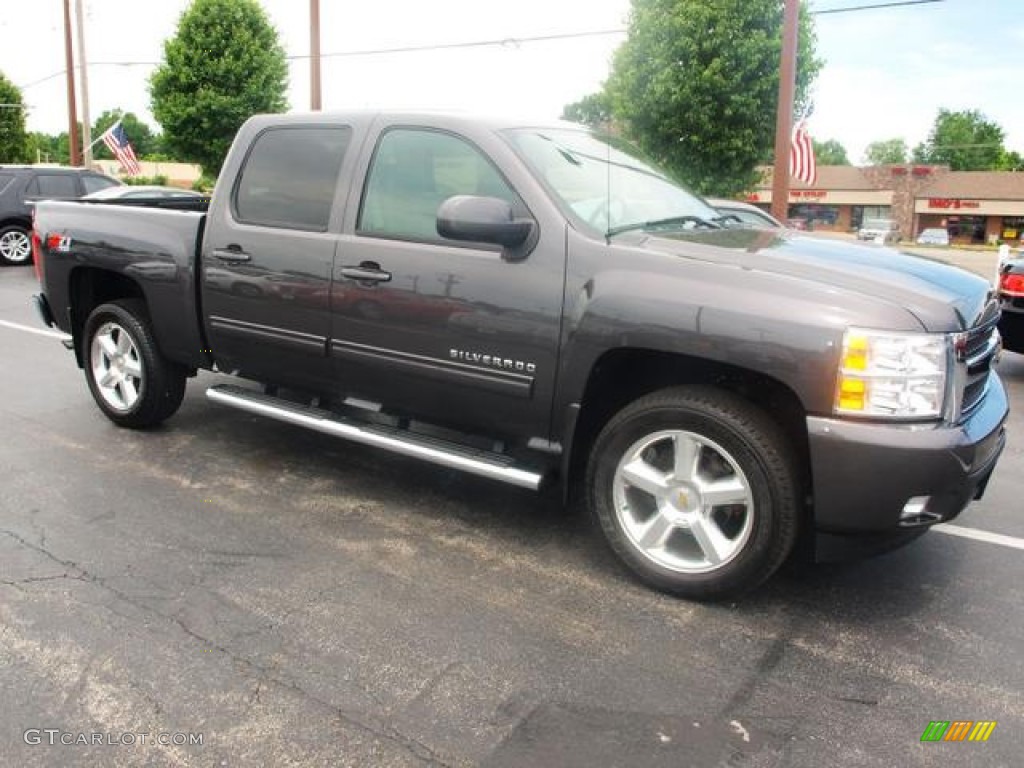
[437,195,534,250]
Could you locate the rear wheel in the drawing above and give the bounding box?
[83,300,187,428]
[586,387,799,600]
[0,225,32,266]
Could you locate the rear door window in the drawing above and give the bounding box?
[0,173,14,194]
[233,126,352,231]
[26,174,79,198]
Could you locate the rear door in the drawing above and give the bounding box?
[328,123,566,440]
[200,123,356,391]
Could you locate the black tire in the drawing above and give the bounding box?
[0,224,32,266]
[82,300,187,428]
[586,386,799,600]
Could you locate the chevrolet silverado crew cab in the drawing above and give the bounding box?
[31,112,1009,599]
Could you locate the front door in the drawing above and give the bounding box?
[329,126,564,440]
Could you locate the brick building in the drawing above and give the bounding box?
[747,165,1024,245]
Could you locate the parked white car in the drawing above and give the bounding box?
[916,228,950,246]
[857,218,900,243]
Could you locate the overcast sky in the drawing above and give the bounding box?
[1,0,1021,165]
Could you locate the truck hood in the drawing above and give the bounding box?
[631,228,994,332]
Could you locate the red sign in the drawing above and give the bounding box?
[791,190,827,199]
[928,199,980,210]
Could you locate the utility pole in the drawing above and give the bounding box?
[771,0,800,223]
[63,0,81,166]
[75,0,93,168]
[310,0,322,110]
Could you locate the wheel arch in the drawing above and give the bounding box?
[67,267,145,367]
[563,348,812,510]
[0,216,32,231]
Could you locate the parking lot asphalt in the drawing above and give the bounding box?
[1,259,1022,767]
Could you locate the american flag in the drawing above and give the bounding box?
[100,120,142,176]
[789,120,817,185]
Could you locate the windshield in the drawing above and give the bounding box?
[506,128,719,236]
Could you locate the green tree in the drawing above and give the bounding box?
[92,110,157,159]
[0,71,31,163]
[602,0,821,196]
[562,92,614,129]
[999,149,1023,172]
[813,139,849,166]
[26,132,63,164]
[913,109,1005,171]
[150,0,288,177]
[863,137,908,165]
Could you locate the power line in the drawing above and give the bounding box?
[289,28,627,61]
[16,0,947,93]
[19,28,628,90]
[815,0,944,15]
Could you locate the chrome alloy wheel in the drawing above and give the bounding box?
[612,429,755,574]
[90,321,144,411]
[0,229,31,264]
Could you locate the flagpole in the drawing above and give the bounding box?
[86,118,119,153]
[771,0,800,223]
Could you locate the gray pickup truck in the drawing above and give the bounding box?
[31,112,1009,599]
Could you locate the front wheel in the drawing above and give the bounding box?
[83,300,187,428]
[586,387,800,600]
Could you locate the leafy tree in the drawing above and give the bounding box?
[0,71,31,163]
[813,139,849,166]
[92,110,158,159]
[863,138,908,165]
[27,132,63,164]
[913,109,1005,171]
[562,92,614,129]
[601,0,821,196]
[150,0,288,177]
[999,149,1023,172]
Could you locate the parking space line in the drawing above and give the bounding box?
[0,319,70,341]
[935,524,1024,551]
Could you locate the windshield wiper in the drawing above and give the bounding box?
[712,214,744,227]
[606,215,722,238]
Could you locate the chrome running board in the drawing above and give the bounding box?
[206,384,545,491]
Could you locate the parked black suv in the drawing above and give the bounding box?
[0,166,120,265]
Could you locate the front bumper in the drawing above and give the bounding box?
[806,373,1008,539]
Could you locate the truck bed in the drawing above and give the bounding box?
[35,199,209,369]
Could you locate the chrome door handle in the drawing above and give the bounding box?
[340,263,391,283]
[212,247,251,263]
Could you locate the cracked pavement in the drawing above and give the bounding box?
[1,264,1023,766]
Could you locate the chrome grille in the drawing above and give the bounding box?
[959,308,1000,419]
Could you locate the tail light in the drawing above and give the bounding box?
[31,207,43,283]
[1000,271,1024,297]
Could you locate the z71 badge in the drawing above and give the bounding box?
[46,233,72,253]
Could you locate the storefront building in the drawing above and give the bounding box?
[748,166,1024,244]
[912,172,1024,246]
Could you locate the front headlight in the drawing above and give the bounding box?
[835,328,949,419]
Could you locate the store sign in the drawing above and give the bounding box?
[790,190,828,200]
[928,198,981,210]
